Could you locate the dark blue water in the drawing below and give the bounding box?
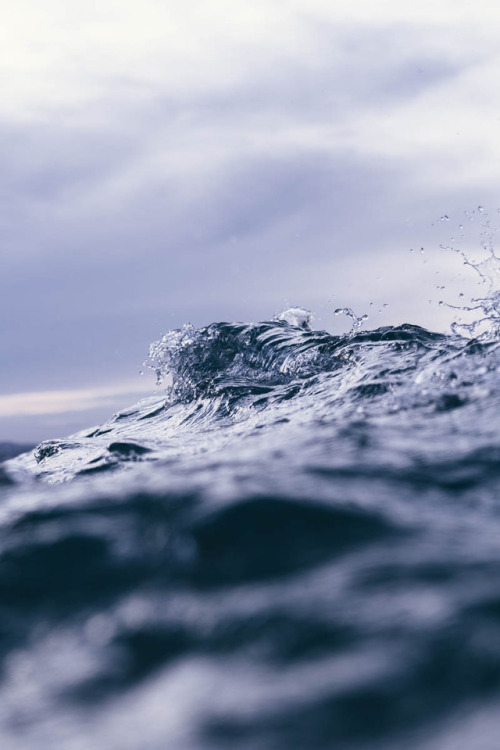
[3,313,500,749]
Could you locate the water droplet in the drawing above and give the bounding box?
[478,205,484,212]
[409,248,414,253]
[382,303,388,308]
[459,224,463,230]
[439,215,450,222]
[420,247,424,254]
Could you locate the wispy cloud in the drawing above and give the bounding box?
[0,382,152,418]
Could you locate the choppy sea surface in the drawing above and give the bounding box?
[3,286,500,748]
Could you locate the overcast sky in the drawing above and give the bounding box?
[2,0,500,441]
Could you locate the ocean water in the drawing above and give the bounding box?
[3,249,500,748]
[0,310,500,750]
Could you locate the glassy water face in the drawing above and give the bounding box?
[3,226,500,749]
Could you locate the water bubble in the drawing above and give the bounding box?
[478,206,484,212]
[439,215,450,222]
[459,225,463,230]
[409,248,414,253]
[420,247,425,254]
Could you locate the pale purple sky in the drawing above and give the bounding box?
[2,0,500,441]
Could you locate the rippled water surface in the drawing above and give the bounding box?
[3,309,500,749]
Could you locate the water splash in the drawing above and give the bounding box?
[437,207,500,339]
[276,307,312,330]
[146,324,196,387]
[334,307,369,335]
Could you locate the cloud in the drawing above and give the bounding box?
[0,381,151,418]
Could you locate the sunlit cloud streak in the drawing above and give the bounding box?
[0,382,151,417]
